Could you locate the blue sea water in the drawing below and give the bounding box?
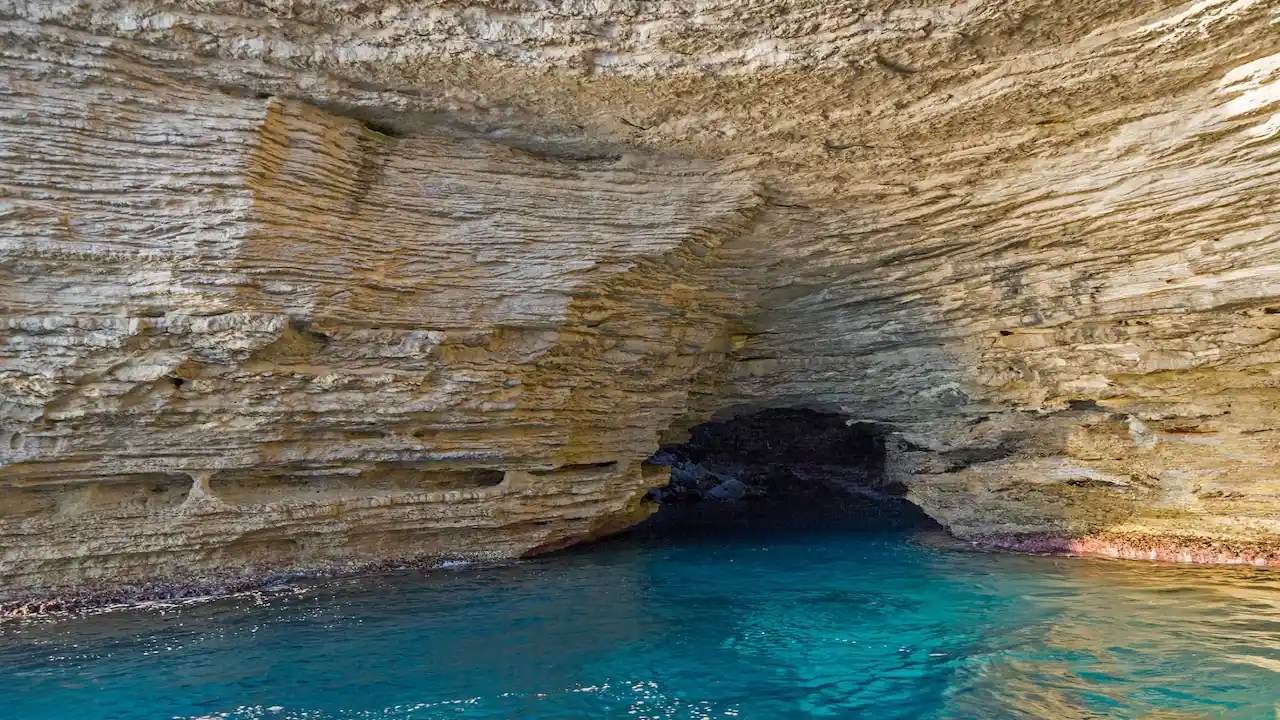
[3,504,1280,720]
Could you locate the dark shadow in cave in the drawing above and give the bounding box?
[627,409,941,541]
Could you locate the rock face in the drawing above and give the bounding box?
[3,0,1280,597]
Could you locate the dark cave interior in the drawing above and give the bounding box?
[633,409,939,538]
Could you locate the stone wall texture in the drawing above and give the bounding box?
[2,0,1280,598]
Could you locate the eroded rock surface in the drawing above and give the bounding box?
[3,0,1280,597]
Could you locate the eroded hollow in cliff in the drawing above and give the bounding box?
[0,473,193,519]
[639,409,937,535]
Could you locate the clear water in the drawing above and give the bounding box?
[3,504,1280,720]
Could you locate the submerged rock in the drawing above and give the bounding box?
[2,0,1280,598]
[707,479,748,502]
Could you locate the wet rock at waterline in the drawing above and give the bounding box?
[4,0,1280,600]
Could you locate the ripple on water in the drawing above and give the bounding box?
[2,519,1280,720]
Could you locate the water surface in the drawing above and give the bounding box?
[3,504,1279,719]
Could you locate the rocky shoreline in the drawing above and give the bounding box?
[8,529,1280,620]
[0,554,503,621]
[976,533,1280,567]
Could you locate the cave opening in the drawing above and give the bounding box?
[635,409,941,538]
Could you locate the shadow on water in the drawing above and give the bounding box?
[580,495,942,549]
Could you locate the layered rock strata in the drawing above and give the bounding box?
[3,0,1280,598]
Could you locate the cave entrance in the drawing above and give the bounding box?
[638,409,939,537]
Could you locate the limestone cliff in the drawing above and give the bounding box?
[2,0,1280,598]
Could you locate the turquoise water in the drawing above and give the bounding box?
[3,505,1280,720]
